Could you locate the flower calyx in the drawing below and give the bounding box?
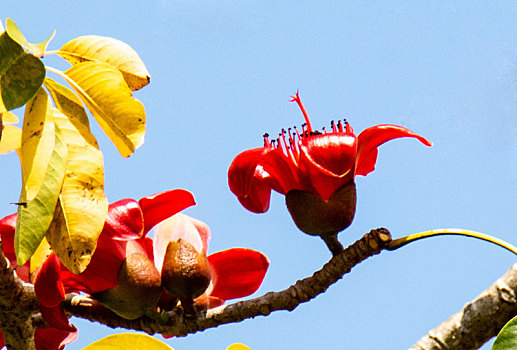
[285,180,356,236]
[160,238,212,315]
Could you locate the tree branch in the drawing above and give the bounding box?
[4,227,516,350]
[64,228,392,336]
[0,242,38,350]
[410,263,517,350]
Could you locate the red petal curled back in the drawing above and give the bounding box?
[34,253,65,308]
[139,189,196,234]
[35,327,78,350]
[208,248,269,300]
[228,148,272,213]
[356,124,432,176]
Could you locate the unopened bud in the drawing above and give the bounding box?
[93,253,161,320]
[161,239,211,302]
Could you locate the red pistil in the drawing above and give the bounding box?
[289,91,313,133]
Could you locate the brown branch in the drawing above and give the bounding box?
[410,263,517,350]
[0,242,38,350]
[64,228,392,336]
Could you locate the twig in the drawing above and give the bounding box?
[64,228,392,336]
[410,263,517,350]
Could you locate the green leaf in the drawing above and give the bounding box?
[15,122,66,266]
[492,316,517,349]
[5,18,55,57]
[81,333,174,350]
[58,35,150,91]
[0,31,45,110]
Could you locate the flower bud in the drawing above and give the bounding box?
[161,239,211,302]
[93,253,161,320]
[285,180,356,236]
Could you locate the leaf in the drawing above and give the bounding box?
[20,88,55,202]
[0,124,21,154]
[492,316,517,350]
[0,31,45,110]
[58,35,150,91]
[62,61,146,157]
[81,333,174,350]
[5,18,55,57]
[46,108,108,274]
[227,344,252,350]
[0,111,21,154]
[45,78,89,127]
[15,122,66,266]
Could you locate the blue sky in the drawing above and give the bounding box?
[2,2,517,349]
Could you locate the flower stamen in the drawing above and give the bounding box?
[289,91,313,133]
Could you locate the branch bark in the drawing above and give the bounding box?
[410,263,517,350]
[64,228,392,336]
[3,228,517,349]
[0,242,38,350]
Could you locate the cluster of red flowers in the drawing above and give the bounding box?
[0,190,269,349]
[0,91,431,349]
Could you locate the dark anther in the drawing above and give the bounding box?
[263,133,269,138]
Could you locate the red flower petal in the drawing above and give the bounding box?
[260,147,302,195]
[0,330,4,349]
[35,253,65,308]
[35,327,78,350]
[228,148,272,213]
[39,305,77,333]
[103,199,144,240]
[208,248,269,300]
[300,133,357,177]
[356,124,432,176]
[0,213,30,282]
[139,189,196,234]
[0,213,17,260]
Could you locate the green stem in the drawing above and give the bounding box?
[387,228,517,256]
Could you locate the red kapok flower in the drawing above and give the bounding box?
[153,213,269,312]
[34,189,196,329]
[228,92,432,235]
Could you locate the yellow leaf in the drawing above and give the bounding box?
[5,18,55,57]
[47,108,108,274]
[45,77,89,127]
[227,344,252,350]
[20,88,55,201]
[58,35,150,91]
[30,237,51,275]
[81,333,174,350]
[0,112,21,154]
[62,61,146,158]
[3,111,18,124]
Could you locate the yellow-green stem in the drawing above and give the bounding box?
[387,229,517,256]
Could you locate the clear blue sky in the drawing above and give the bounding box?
[3,2,517,349]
